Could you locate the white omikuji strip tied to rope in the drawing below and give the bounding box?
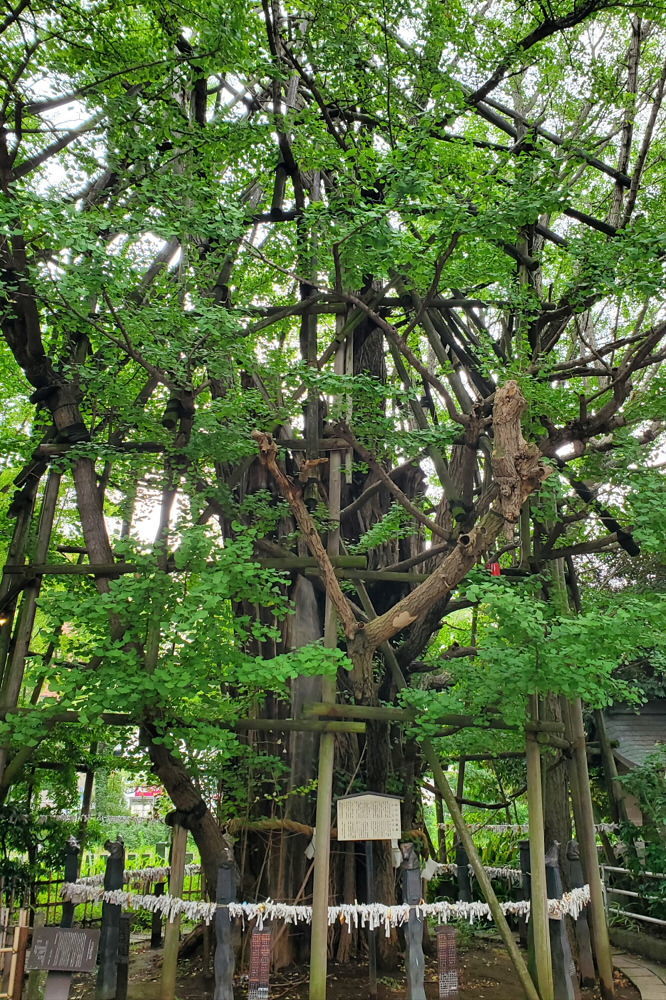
[75,864,203,887]
[431,863,523,886]
[61,882,590,936]
[441,823,619,834]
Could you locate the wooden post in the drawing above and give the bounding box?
[545,843,578,1000]
[309,699,335,1000]
[115,915,130,1000]
[308,334,344,1000]
[213,863,236,1000]
[365,841,377,999]
[151,883,164,948]
[61,838,79,929]
[454,845,472,903]
[593,711,625,825]
[96,839,125,1000]
[435,794,447,862]
[26,914,45,1000]
[563,699,615,1000]
[526,702,554,1000]
[518,840,531,951]
[565,841,595,988]
[9,912,29,1000]
[159,825,187,1000]
[400,843,426,1000]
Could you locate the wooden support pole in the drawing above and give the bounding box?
[593,710,625,825]
[563,699,615,1000]
[423,743,541,1000]
[526,704,554,1000]
[1,554,366,577]
[400,843,426,1000]
[365,841,377,998]
[213,863,236,1000]
[159,825,187,1000]
[309,332,344,1000]
[235,719,365,734]
[519,839,531,950]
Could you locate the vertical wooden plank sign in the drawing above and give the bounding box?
[96,839,125,1000]
[436,926,458,999]
[159,825,187,1000]
[115,916,130,1000]
[248,925,270,1000]
[400,843,426,1000]
[213,862,236,1000]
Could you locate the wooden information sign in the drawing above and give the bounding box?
[336,793,401,842]
[26,929,100,973]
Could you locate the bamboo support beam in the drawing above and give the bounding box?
[1,554,367,577]
[0,707,364,734]
[564,698,615,1000]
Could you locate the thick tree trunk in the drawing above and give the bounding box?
[142,727,230,894]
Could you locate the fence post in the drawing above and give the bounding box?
[566,841,595,988]
[400,843,426,1000]
[213,862,236,1000]
[10,911,29,1000]
[26,913,45,1000]
[545,843,579,1000]
[96,839,125,1000]
[151,884,165,949]
[160,824,187,1000]
[61,838,80,929]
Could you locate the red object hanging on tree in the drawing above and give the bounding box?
[486,562,501,576]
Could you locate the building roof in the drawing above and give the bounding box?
[603,699,666,769]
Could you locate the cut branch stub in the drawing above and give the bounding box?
[251,430,360,641]
[491,380,550,525]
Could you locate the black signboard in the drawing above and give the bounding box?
[26,928,100,973]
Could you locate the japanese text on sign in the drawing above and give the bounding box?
[337,794,401,841]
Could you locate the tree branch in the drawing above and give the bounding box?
[251,430,359,640]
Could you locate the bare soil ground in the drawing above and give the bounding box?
[69,935,640,1000]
